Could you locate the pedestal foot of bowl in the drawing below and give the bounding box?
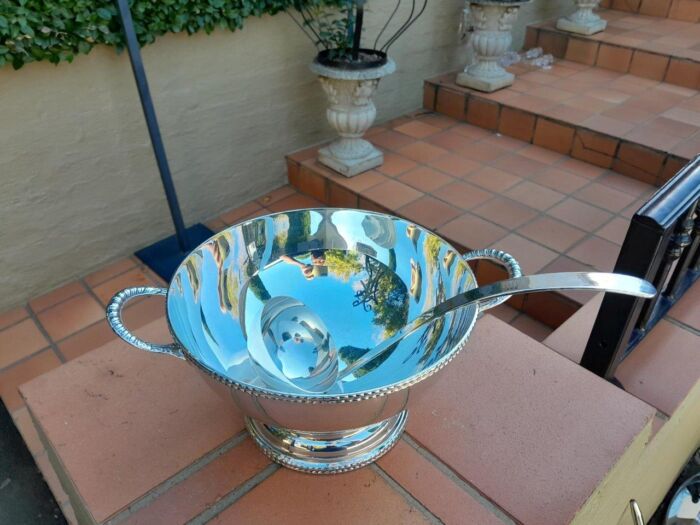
[245,410,408,474]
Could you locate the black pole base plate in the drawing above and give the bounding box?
[135,223,214,282]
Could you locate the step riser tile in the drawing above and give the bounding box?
[530,24,700,91]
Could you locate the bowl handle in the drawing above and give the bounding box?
[106,287,185,360]
[462,249,522,311]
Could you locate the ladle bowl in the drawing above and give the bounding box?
[107,208,651,474]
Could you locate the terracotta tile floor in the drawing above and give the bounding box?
[535,9,700,63]
[288,111,657,283]
[432,58,700,161]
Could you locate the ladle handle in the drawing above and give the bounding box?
[462,249,522,311]
[106,287,185,360]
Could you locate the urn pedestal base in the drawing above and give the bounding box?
[457,70,515,93]
[318,141,384,177]
[556,15,606,35]
[246,410,408,474]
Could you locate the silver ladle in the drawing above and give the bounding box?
[251,272,656,393]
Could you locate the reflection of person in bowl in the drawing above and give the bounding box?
[280,250,329,280]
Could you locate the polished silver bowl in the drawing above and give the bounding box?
[108,208,522,473]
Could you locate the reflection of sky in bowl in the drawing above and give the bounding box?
[167,209,477,396]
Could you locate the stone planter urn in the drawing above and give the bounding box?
[310,54,396,177]
[556,0,607,35]
[457,0,529,93]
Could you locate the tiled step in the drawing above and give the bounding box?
[542,282,700,520]
[424,65,696,186]
[601,0,700,22]
[526,10,700,90]
[286,111,659,327]
[20,314,658,524]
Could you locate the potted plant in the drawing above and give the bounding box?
[456,0,530,93]
[289,0,427,177]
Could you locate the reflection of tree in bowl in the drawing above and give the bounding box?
[324,249,363,282]
[353,256,409,338]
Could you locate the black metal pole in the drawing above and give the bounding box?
[352,3,364,61]
[115,0,190,252]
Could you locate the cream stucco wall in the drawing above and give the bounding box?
[0,0,575,310]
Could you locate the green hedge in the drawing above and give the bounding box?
[0,0,318,70]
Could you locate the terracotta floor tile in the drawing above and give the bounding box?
[378,440,504,525]
[221,200,265,225]
[481,133,528,151]
[426,130,479,153]
[84,258,137,288]
[668,280,700,331]
[266,193,322,212]
[438,213,509,251]
[457,141,510,163]
[597,171,656,197]
[417,114,457,129]
[395,120,443,139]
[518,216,588,252]
[466,166,522,193]
[532,167,590,193]
[0,350,61,411]
[473,197,539,229]
[556,158,607,179]
[377,153,418,177]
[398,141,449,164]
[505,181,566,211]
[596,217,630,245]
[490,233,558,273]
[671,135,700,159]
[533,118,575,155]
[363,180,423,211]
[124,439,270,525]
[451,123,493,140]
[333,169,387,192]
[57,319,116,361]
[510,314,554,342]
[431,181,494,211]
[36,293,105,342]
[407,315,654,525]
[397,196,463,230]
[582,114,635,136]
[29,281,86,313]
[602,104,655,124]
[212,467,429,525]
[0,319,49,370]
[491,154,549,179]
[489,303,521,323]
[540,104,596,125]
[574,182,637,212]
[616,319,700,416]
[428,153,481,178]
[398,166,454,193]
[507,94,556,113]
[21,321,246,523]
[567,235,621,271]
[548,198,614,231]
[92,267,156,306]
[0,306,29,331]
[643,116,699,138]
[625,126,684,150]
[11,407,44,458]
[370,129,417,152]
[518,145,567,165]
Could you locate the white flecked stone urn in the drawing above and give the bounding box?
[310,57,396,177]
[556,0,607,35]
[457,0,530,93]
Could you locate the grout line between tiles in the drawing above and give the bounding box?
[25,305,67,364]
[370,464,445,525]
[186,463,280,525]
[400,434,517,525]
[106,430,250,525]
